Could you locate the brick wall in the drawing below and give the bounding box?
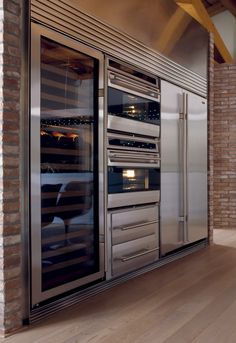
[212,64,236,230]
[0,0,23,336]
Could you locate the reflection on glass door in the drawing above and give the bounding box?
[31,25,104,305]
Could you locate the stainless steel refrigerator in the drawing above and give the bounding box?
[160,80,208,255]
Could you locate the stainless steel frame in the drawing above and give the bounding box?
[31,23,105,306]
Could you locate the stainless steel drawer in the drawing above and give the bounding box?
[112,234,159,277]
[108,190,160,208]
[111,205,159,245]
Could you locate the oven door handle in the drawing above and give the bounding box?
[114,220,158,231]
[107,132,159,144]
[108,153,160,167]
[108,71,160,101]
[121,247,159,262]
[108,160,160,168]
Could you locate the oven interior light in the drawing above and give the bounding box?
[123,169,135,178]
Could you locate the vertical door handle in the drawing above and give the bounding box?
[179,92,189,244]
[178,93,186,243]
[185,93,189,243]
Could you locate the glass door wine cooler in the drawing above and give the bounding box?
[30,24,104,306]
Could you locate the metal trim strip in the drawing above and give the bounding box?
[31,0,207,97]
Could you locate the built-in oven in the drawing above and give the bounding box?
[107,133,160,208]
[106,60,161,278]
[107,59,160,138]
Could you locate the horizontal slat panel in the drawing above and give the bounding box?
[31,0,207,97]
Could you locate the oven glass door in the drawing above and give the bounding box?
[108,167,160,194]
[108,87,160,125]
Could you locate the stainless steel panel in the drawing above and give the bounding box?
[186,93,208,243]
[31,23,42,307]
[113,222,158,245]
[22,0,31,321]
[112,235,159,276]
[31,0,207,97]
[111,205,159,245]
[108,63,159,89]
[107,115,160,138]
[108,71,160,102]
[31,23,105,305]
[108,150,160,168]
[108,190,160,208]
[160,80,184,255]
[107,132,159,153]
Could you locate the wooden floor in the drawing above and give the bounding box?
[2,229,236,343]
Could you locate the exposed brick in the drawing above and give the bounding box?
[0,0,22,335]
[3,266,21,281]
[3,133,19,146]
[3,1,20,16]
[0,224,20,236]
[211,61,236,233]
[2,299,21,314]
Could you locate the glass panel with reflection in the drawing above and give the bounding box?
[40,37,99,291]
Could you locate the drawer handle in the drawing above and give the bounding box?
[121,247,159,262]
[115,220,158,231]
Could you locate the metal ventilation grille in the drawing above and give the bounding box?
[31,0,208,97]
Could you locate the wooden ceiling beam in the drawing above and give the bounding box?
[155,7,192,55]
[175,0,233,63]
[219,0,236,18]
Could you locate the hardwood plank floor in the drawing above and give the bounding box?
[2,229,236,343]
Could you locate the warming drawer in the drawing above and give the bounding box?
[110,205,159,245]
[112,235,159,277]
